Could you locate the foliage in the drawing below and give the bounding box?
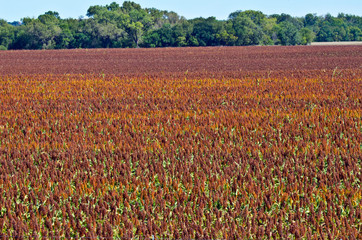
[0,1,361,49]
[0,19,14,49]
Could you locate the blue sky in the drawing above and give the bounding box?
[1,0,361,22]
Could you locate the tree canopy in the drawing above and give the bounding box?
[0,2,361,50]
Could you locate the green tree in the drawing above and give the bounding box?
[276,21,302,45]
[347,26,361,41]
[4,1,362,49]
[38,11,61,24]
[142,24,174,47]
[237,10,266,25]
[304,13,318,26]
[86,5,104,18]
[172,20,193,47]
[121,1,142,12]
[12,17,61,49]
[272,13,304,29]
[299,27,315,44]
[316,15,348,41]
[120,2,153,47]
[54,28,73,48]
[86,3,132,47]
[69,32,92,48]
[216,29,237,46]
[229,15,264,45]
[191,17,225,46]
[260,17,278,45]
[0,19,15,49]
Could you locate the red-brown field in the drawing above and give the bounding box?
[0,46,361,238]
[1,46,361,78]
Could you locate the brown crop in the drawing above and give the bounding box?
[0,46,361,238]
[1,45,361,78]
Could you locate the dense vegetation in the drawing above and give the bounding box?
[0,1,361,50]
[0,46,361,238]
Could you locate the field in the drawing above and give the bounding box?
[311,41,362,46]
[0,46,361,238]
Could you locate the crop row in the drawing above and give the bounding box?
[1,46,361,78]
[0,72,361,238]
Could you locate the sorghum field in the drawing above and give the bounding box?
[0,46,361,239]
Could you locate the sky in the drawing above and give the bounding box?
[1,0,361,22]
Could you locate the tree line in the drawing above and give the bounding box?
[0,1,361,50]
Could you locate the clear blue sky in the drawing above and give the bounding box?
[1,0,361,22]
